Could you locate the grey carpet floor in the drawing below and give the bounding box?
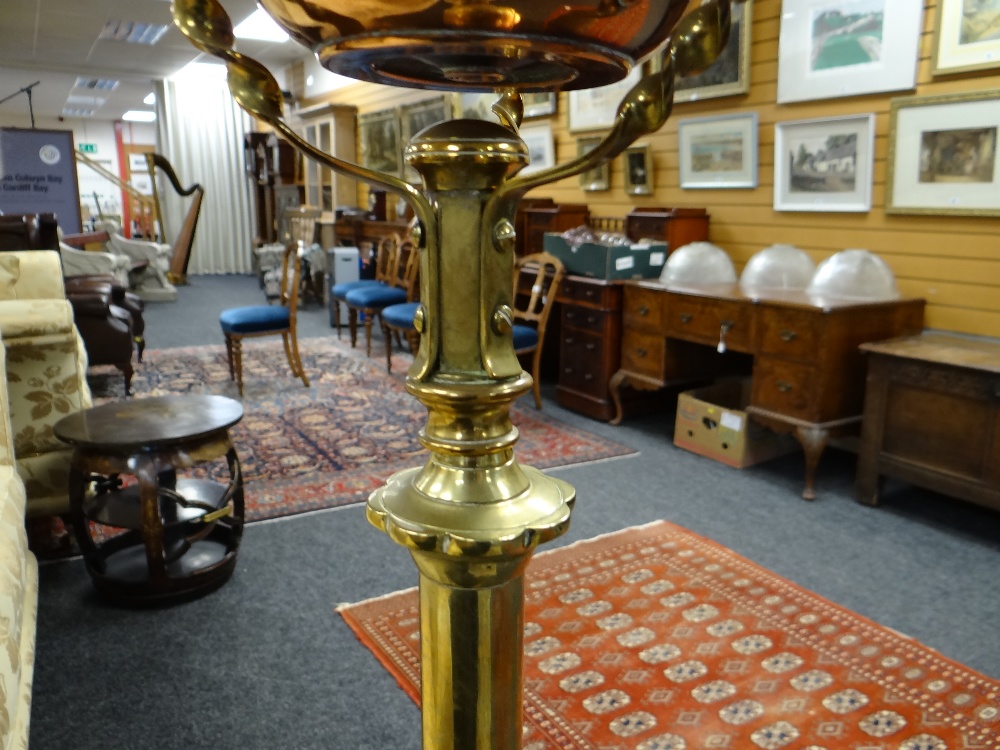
[29,274,1000,749]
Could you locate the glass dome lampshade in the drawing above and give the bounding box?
[659,241,737,287]
[740,244,816,292]
[806,249,900,301]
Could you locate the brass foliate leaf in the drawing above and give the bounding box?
[226,53,286,122]
[671,0,732,78]
[171,0,236,55]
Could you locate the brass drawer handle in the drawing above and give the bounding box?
[776,380,793,393]
[780,329,797,342]
[637,305,649,316]
[563,367,574,374]
[565,336,574,345]
[636,347,648,358]
[565,311,576,321]
[584,289,595,298]
[679,313,692,323]
[584,373,594,381]
[585,342,596,352]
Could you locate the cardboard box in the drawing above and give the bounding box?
[543,233,667,280]
[673,379,798,468]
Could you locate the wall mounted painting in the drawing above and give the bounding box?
[933,0,1000,75]
[887,89,1000,217]
[520,122,556,175]
[675,2,752,103]
[568,68,642,132]
[678,112,758,189]
[400,96,451,182]
[522,93,557,119]
[776,0,922,103]
[359,109,402,177]
[578,136,610,192]
[623,144,653,196]
[773,114,875,212]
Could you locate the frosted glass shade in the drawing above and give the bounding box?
[740,244,816,291]
[659,242,736,286]
[807,249,900,301]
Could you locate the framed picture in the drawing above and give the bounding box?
[887,89,1000,217]
[577,136,610,192]
[359,109,402,177]
[520,122,555,175]
[675,2,752,103]
[568,68,642,132]
[776,0,923,104]
[400,96,451,181]
[522,93,557,119]
[933,0,1000,75]
[678,112,758,189]
[623,144,653,196]
[773,114,875,212]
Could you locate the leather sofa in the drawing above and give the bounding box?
[0,335,39,750]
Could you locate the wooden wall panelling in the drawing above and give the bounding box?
[295,0,1000,338]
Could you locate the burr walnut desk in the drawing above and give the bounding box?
[856,333,1000,512]
[609,281,925,499]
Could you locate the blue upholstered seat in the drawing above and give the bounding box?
[345,285,407,308]
[512,324,538,351]
[381,301,420,329]
[220,305,290,335]
[331,279,382,299]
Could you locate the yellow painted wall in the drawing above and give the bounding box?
[299,0,1000,337]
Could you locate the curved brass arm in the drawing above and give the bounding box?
[171,0,434,228]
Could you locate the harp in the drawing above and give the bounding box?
[146,153,205,285]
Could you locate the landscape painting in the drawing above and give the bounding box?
[919,127,997,183]
[959,0,1000,45]
[690,131,745,173]
[810,0,885,71]
[788,132,858,192]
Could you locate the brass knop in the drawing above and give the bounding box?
[413,304,427,334]
[493,219,516,254]
[492,305,514,336]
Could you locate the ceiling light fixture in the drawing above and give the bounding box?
[233,9,289,42]
[121,110,156,122]
[99,20,170,45]
[143,92,156,105]
[74,77,119,91]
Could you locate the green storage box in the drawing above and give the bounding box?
[544,234,668,280]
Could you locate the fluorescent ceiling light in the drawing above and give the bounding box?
[143,92,156,105]
[99,20,170,45]
[233,9,289,42]
[122,110,156,122]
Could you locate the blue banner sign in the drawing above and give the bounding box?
[0,127,82,234]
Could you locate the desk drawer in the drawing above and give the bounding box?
[758,307,820,362]
[563,306,610,335]
[560,277,616,308]
[751,357,817,421]
[561,333,608,396]
[621,330,665,379]
[665,297,750,351]
[623,286,664,330]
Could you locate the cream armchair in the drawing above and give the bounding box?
[0,337,38,750]
[0,251,93,518]
[58,241,131,287]
[95,220,178,302]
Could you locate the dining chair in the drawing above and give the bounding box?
[345,240,420,357]
[330,233,399,337]
[512,251,565,409]
[379,301,421,373]
[219,244,308,396]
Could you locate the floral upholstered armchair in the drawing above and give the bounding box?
[0,251,94,518]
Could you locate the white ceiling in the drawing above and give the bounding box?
[0,0,313,123]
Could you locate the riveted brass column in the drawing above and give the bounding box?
[367,119,574,750]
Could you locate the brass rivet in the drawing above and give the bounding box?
[492,305,513,335]
[413,304,427,334]
[493,219,516,254]
[412,222,424,247]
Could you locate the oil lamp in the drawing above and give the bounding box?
[172,1,747,747]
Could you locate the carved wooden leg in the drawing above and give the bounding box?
[382,321,393,373]
[225,335,235,381]
[365,311,374,358]
[136,336,145,363]
[292,338,309,387]
[349,308,358,348]
[282,332,296,376]
[793,425,829,501]
[608,370,628,426]
[233,337,244,396]
[334,298,342,339]
[117,361,135,396]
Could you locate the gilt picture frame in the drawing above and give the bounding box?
[773,114,875,212]
[359,108,402,177]
[776,0,923,104]
[678,112,758,189]
[578,136,610,192]
[623,144,653,196]
[674,2,752,103]
[887,89,1000,217]
[933,0,1000,76]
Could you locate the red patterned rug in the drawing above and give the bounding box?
[339,521,1000,750]
[88,336,636,522]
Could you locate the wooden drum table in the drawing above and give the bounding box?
[54,395,245,605]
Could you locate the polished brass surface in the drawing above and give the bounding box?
[172,0,740,746]
[256,0,694,90]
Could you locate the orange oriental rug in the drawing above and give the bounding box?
[339,521,1000,750]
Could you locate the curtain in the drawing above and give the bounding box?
[155,73,253,275]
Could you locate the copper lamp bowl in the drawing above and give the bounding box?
[258,0,692,90]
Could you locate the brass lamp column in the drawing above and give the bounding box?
[172,0,745,747]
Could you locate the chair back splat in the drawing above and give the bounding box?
[512,251,565,409]
[219,243,309,396]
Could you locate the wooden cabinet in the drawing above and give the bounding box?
[625,207,709,248]
[856,333,1000,512]
[610,281,925,499]
[245,132,303,244]
[296,103,358,214]
[517,201,590,256]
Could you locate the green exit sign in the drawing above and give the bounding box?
[77,143,97,154]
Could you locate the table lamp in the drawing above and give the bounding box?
[172,1,747,747]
